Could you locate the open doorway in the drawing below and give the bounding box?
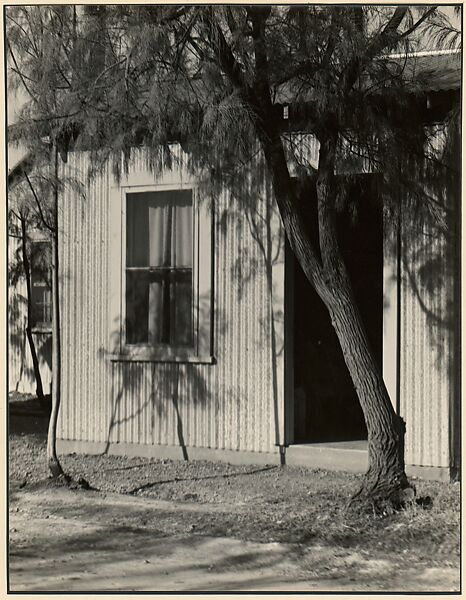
[292,175,383,444]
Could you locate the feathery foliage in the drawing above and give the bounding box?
[7,5,461,499]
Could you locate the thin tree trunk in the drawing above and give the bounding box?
[19,213,45,404]
[47,146,64,478]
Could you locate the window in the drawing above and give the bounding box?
[108,155,213,363]
[125,189,194,349]
[30,240,52,330]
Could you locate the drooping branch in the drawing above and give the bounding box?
[199,8,251,95]
[399,6,438,40]
[25,172,55,233]
[7,40,40,105]
[341,6,409,93]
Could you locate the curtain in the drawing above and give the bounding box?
[126,190,193,346]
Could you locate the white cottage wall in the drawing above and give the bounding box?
[55,141,458,474]
[57,149,286,459]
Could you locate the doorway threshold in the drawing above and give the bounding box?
[286,440,368,473]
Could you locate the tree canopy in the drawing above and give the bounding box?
[7,4,461,500]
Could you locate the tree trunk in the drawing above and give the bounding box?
[257,124,411,503]
[19,214,46,405]
[315,136,411,503]
[47,146,64,479]
[228,10,411,503]
[318,275,409,501]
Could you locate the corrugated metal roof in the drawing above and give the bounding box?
[276,49,461,103]
[387,49,461,92]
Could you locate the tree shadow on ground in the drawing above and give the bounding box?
[9,496,459,593]
[127,464,277,495]
[9,512,305,592]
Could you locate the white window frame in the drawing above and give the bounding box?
[29,234,52,334]
[108,159,214,364]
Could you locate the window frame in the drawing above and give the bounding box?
[30,237,52,334]
[109,173,214,365]
[122,183,198,359]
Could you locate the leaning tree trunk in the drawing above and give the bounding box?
[313,136,411,503]
[47,146,64,478]
[318,274,409,502]
[242,10,411,502]
[19,214,46,405]
[258,125,412,504]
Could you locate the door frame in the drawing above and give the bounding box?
[284,239,295,446]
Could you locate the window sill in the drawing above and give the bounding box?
[108,353,216,365]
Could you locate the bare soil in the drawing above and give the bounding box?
[8,396,461,592]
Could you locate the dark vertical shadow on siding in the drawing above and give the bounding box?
[172,365,189,461]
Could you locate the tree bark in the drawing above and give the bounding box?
[47,146,64,479]
[315,135,410,502]
[19,214,46,405]
[319,276,409,501]
[257,123,411,503]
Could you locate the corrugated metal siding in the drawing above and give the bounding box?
[399,196,457,469]
[58,154,111,442]
[8,236,52,395]
[58,150,284,454]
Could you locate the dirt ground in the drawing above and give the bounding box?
[8,398,461,593]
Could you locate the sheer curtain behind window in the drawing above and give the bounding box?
[126,190,193,347]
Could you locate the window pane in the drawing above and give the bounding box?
[127,190,192,268]
[30,241,52,327]
[173,204,193,267]
[172,271,193,346]
[30,241,51,286]
[31,285,50,327]
[148,273,166,345]
[126,194,150,267]
[126,189,194,348]
[149,202,171,267]
[126,271,150,343]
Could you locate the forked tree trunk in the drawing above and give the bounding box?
[259,127,412,503]
[47,146,64,478]
[19,214,46,405]
[314,136,411,503]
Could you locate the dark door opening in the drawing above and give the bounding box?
[293,175,383,444]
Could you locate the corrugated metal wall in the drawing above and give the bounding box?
[400,214,457,468]
[398,122,459,470]
[57,143,458,468]
[8,237,52,395]
[58,150,285,454]
[58,155,111,442]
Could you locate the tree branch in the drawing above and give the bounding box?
[272,59,321,87]
[366,6,409,58]
[399,6,438,40]
[7,40,41,106]
[248,5,272,106]
[199,8,250,95]
[25,172,55,232]
[341,6,409,94]
[10,208,23,222]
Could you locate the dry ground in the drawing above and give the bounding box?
[8,396,461,593]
